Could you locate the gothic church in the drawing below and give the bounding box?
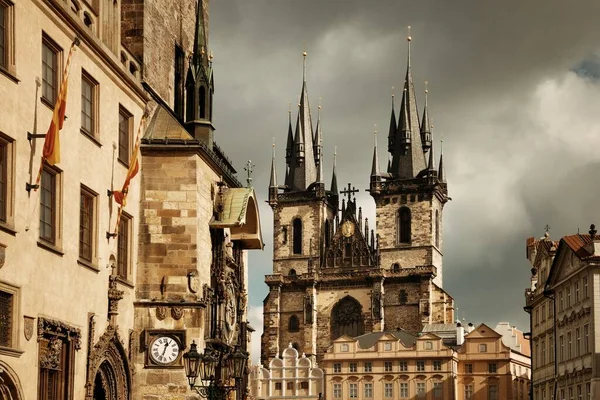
[261,36,454,365]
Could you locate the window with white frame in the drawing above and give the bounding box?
[416,382,426,398]
[364,383,373,398]
[333,363,341,373]
[349,383,357,398]
[399,361,407,371]
[384,383,393,398]
[433,382,443,398]
[465,384,474,399]
[349,362,357,373]
[364,362,372,372]
[333,383,342,398]
[479,343,487,352]
[416,360,425,372]
[400,382,409,398]
[384,361,393,372]
[433,360,442,371]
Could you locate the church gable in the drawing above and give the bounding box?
[325,197,376,268]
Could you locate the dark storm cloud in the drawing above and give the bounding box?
[206,0,600,355]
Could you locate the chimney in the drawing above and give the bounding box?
[456,322,465,346]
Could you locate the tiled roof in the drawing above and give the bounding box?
[422,324,455,333]
[563,234,593,258]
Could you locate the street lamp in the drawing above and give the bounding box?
[183,340,249,400]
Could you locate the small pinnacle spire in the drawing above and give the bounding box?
[270,140,277,188]
[330,147,338,195]
[314,100,324,184]
[427,131,435,172]
[371,126,380,177]
[421,81,432,152]
[387,87,397,154]
[286,103,294,165]
[438,138,445,183]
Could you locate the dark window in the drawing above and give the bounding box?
[0,3,6,68]
[392,263,400,272]
[0,290,13,347]
[42,34,60,105]
[81,71,97,136]
[117,213,131,279]
[0,138,7,222]
[399,207,411,243]
[79,188,94,262]
[174,45,185,119]
[289,269,296,277]
[435,210,440,247]
[399,289,408,304]
[40,166,57,244]
[292,218,302,254]
[331,296,364,340]
[288,315,299,332]
[186,84,194,122]
[325,219,331,248]
[488,363,497,373]
[275,382,282,390]
[199,86,206,119]
[118,106,132,165]
[287,382,293,390]
[300,381,309,390]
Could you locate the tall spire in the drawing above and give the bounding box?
[285,103,293,164]
[421,81,432,153]
[371,126,380,177]
[287,49,317,190]
[270,141,277,188]
[314,100,323,183]
[387,87,397,154]
[390,25,427,179]
[330,147,338,195]
[191,0,208,69]
[438,138,445,183]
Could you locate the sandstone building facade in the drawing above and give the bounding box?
[0,1,261,399]
[261,34,454,366]
[525,227,600,400]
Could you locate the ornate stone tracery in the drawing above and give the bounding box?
[84,325,131,400]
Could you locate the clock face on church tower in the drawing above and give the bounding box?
[149,336,180,365]
[341,221,355,237]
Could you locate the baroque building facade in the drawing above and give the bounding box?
[261,34,454,366]
[525,227,600,400]
[0,1,261,399]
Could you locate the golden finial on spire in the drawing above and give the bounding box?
[407,25,412,42]
[302,44,308,81]
[318,97,322,110]
[425,80,428,94]
[209,50,214,60]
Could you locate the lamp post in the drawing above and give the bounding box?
[184,340,249,400]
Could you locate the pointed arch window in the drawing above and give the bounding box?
[435,210,440,248]
[293,218,302,254]
[186,86,194,122]
[289,269,297,277]
[331,297,364,340]
[325,220,331,248]
[398,207,411,244]
[288,315,300,332]
[199,86,206,119]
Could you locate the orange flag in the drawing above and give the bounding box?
[112,136,140,207]
[34,39,79,188]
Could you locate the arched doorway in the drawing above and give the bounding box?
[0,360,24,400]
[331,296,364,340]
[93,361,118,400]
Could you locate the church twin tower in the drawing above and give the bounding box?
[262,34,454,365]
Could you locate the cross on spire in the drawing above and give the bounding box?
[341,183,359,199]
[244,160,255,188]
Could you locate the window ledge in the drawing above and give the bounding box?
[0,66,19,84]
[78,258,99,272]
[117,158,130,169]
[0,222,17,236]
[40,96,55,111]
[81,129,102,148]
[37,240,64,256]
[0,346,24,358]
[115,276,134,289]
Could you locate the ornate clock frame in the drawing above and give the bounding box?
[143,329,186,369]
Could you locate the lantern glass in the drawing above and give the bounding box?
[201,350,217,381]
[183,341,201,388]
[232,348,248,379]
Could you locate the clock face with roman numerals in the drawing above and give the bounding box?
[150,336,180,365]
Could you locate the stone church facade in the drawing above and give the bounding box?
[0,1,261,399]
[261,38,454,365]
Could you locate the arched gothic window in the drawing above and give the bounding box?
[199,86,206,119]
[289,269,297,277]
[186,87,194,121]
[325,220,331,248]
[392,263,400,272]
[331,297,364,340]
[288,315,300,332]
[435,210,440,248]
[398,207,411,244]
[293,219,302,254]
[399,289,408,304]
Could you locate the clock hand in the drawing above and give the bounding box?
[162,341,169,356]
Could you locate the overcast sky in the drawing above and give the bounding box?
[207,0,600,363]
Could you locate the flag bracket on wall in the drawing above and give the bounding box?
[27,132,46,141]
[106,231,117,239]
[25,183,39,192]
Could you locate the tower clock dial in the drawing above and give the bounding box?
[341,221,355,237]
[149,336,180,365]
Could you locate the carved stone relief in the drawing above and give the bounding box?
[171,306,184,320]
[23,316,34,341]
[156,306,167,321]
